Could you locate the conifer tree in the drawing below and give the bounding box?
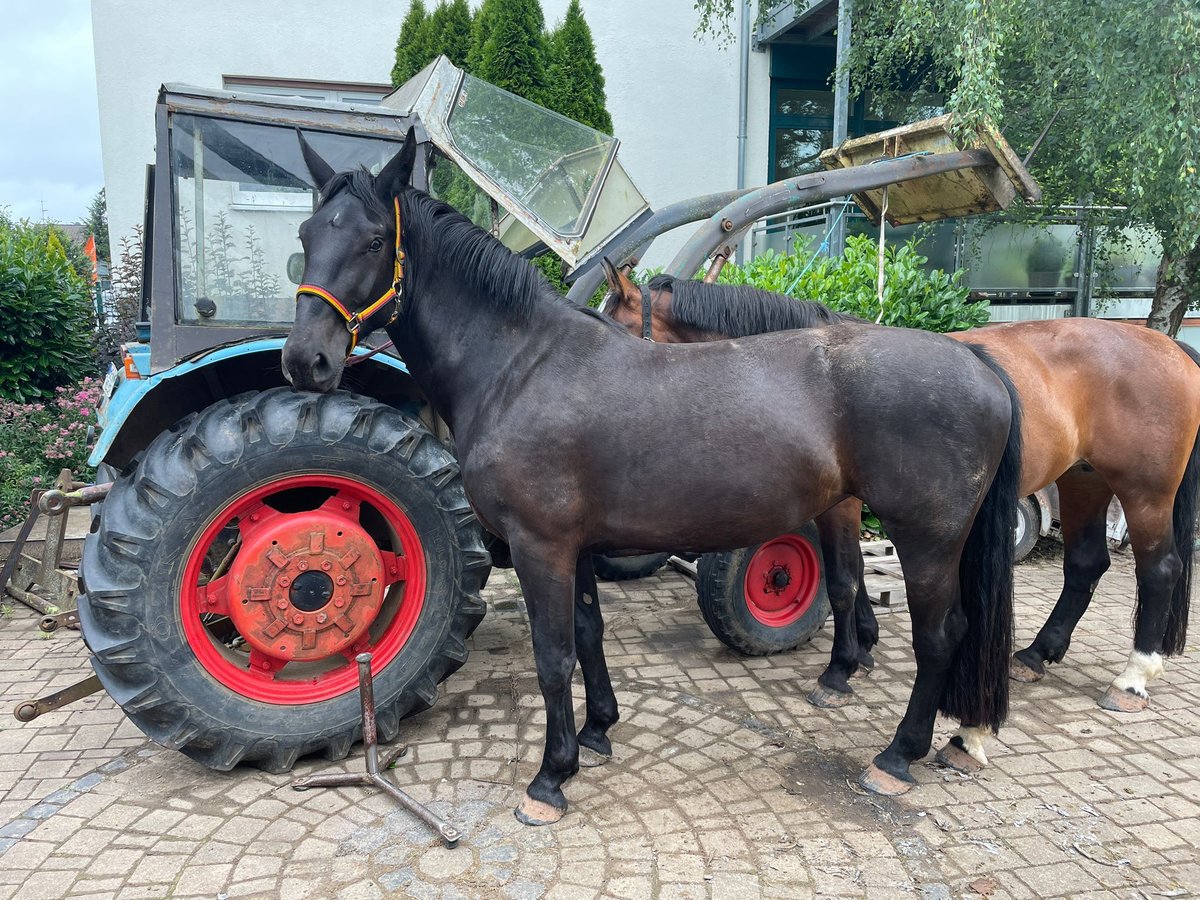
[427,0,473,69]
[466,0,501,74]
[544,0,613,132]
[391,0,431,87]
[475,0,549,103]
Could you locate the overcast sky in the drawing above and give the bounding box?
[0,0,103,225]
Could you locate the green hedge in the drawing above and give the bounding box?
[718,233,989,333]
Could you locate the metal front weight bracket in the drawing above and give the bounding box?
[291,653,462,848]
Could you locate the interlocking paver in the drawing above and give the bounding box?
[1,548,1199,896]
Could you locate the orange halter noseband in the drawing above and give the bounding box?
[295,196,406,351]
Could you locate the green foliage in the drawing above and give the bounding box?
[467,0,502,72]
[427,0,473,68]
[544,0,613,133]
[0,379,100,531]
[531,251,606,307]
[86,188,109,262]
[0,213,97,402]
[96,227,142,370]
[718,234,989,332]
[476,0,549,102]
[391,0,432,87]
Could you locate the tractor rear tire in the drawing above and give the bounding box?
[79,388,489,773]
[697,523,830,656]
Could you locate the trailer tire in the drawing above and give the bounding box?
[697,523,830,656]
[1013,495,1040,563]
[592,553,671,582]
[79,388,489,773]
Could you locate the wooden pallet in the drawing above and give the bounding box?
[861,540,905,608]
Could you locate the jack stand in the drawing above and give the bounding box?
[291,653,462,848]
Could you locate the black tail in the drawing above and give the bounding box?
[1163,340,1200,655]
[940,345,1022,733]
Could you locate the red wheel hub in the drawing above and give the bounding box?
[743,534,820,627]
[181,475,426,704]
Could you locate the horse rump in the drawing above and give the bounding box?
[940,345,1022,733]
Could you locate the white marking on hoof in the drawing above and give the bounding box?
[956,726,990,767]
[1110,650,1163,700]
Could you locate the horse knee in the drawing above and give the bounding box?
[1064,542,1110,588]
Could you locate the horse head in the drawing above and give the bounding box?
[282,130,418,393]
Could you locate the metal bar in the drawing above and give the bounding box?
[566,189,749,302]
[0,496,40,599]
[666,149,993,279]
[13,675,103,723]
[38,482,113,516]
[291,652,461,848]
[829,0,853,257]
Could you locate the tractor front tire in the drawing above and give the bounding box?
[697,523,830,656]
[79,388,489,773]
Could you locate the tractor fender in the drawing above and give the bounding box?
[90,338,419,469]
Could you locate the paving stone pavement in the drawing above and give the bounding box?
[1,546,1198,899]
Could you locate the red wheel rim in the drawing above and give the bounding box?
[743,534,820,627]
[180,474,426,704]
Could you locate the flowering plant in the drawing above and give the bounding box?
[0,378,100,531]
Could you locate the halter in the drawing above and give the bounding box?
[638,284,655,342]
[295,196,406,351]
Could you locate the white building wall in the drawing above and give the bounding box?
[92,0,770,269]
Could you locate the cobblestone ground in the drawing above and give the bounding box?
[1,548,1197,899]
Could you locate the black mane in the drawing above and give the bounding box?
[646,274,857,337]
[320,171,572,321]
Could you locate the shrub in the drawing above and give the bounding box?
[719,233,990,333]
[0,378,100,531]
[0,214,97,401]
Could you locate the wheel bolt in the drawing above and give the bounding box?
[336,577,347,585]
[297,560,308,571]
[317,613,328,624]
[342,502,351,510]
[279,576,290,587]
[292,614,304,625]
[276,600,288,609]
[322,561,332,571]
[334,599,345,608]
[250,514,259,522]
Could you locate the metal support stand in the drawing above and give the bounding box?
[291,653,462,848]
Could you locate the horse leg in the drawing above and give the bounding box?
[573,554,619,766]
[1098,497,1181,712]
[1011,472,1112,682]
[861,554,967,796]
[509,542,581,826]
[809,500,866,708]
[854,577,880,674]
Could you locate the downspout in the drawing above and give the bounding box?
[735,0,750,262]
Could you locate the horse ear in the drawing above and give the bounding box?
[601,257,621,293]
[376,129,418,200]
[296,129,335,192]
[601,257,641,308]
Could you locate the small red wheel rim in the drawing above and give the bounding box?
[743,534,820,627]
[180,474,426,704]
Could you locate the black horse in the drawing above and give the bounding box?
[282,131,1022,825]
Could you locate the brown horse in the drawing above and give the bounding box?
[603,265,1200,772]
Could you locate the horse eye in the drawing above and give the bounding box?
[369,237,384,252]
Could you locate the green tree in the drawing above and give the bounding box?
[467,0,502,73]
[86,188,110,262]
[544,0,613,132]
[693,0,1200,335]
[475,0,549,102]
[391,0,432,87]
[0,212,97,401]
[427,0,473,69]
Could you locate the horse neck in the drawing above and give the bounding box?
[390,253,556,438]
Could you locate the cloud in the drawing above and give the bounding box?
[0,0,103,224]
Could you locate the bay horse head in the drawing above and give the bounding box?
[282,130,418,393]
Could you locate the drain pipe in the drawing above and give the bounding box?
[735,0,751,262]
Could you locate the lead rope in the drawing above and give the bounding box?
[875,137,893,325]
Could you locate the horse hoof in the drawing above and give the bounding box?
[514,793,566,826]
[858,763,914,796]
[578,746,611,768]
[1009,657,1044,683]
[934,742,983,774]
[808,684,854,708]
[1098,685,1149,713]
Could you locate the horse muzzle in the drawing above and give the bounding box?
[281,338,344,394]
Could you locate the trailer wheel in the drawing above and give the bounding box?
[592,553,671,581]
[697,523,830,656]
[1013,495,1040,563]
[79,388,489,773]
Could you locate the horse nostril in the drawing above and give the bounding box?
[312,352,332,379]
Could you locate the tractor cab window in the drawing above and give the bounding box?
[169,115,400,326]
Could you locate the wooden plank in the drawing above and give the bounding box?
[861,539,904,608]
